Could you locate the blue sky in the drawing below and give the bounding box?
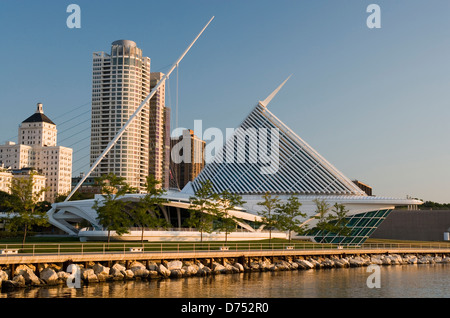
[1,0,450,203]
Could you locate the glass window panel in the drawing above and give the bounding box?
[347,218,360,226]
[355,218,371,227]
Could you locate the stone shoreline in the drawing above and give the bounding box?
[1,253,450,291]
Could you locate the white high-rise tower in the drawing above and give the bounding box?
[90,40,151,190]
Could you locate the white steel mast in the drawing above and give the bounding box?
[65,16,215,202]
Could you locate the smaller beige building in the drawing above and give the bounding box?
[0,168,12,193]
[0,142,34,170]
[0,167,46,202]
[0,103,73,202]
[170,129,205,189]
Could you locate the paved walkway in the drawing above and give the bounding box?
[2,248,450,265]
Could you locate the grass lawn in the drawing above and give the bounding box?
[0,236,80,243]
[365,238,450,245]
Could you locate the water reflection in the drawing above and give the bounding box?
[1,264,449,298]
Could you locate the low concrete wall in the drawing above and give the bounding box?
[78,230,287,242]
[3,247,450,266]
[370,209,450,241]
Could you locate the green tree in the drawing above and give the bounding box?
[329,203,351,241]
[312,198,334,242]
[213,189,246,244]
[0,191,19,212]
[129,175,169,247]
[54,191,95,202]
[311,200,351,243]
[4,171,49,247]
[256,192,281,243]
[274,195,307,243]
[93,173,135,245]
[185,180,218,242]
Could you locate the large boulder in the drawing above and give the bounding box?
[57,271,70,284]
[124,270,134,280]
[219,263,240,274]
[321,258,335,269]
[308,258,322,269]
[418,255,434,264]
[126,261,149,277]
[170,269,184,278]
[93,264,110,276]
[349,257,366,267]
[233,263,244,272]
[12,275,26,288]
[259,260,272,272]
[381,256,391,265]
[81,268,99,283]
[15,265,42,286]
[147,261,159,271]
[333,258,348,268]
[94,264,111,282]
[295,259,314,270]
[182,265,198,276]
[330,256,348,268]
[288,261,299,270]
[2,279,20,290]
[157,264,171,278]
[249,262,261,272]
[110,263,126,279]
[370,255,383,265]
[132,268,150,278]
[442,256,450,263]
[40,267,59,285]
[197,266,211,276]
[148,270,159,279]
[212,262,226,274]
[0,270,8,281]
[228,264,241,273]
[275,260,290,271]
[167,260,183,271]
[129,261,146,270]
[407,255,418,264]
[129,261,149,277]
[39,263,63,272]
[388,254,403,265]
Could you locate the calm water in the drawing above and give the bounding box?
[1,264,449,298]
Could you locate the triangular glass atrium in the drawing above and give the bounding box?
[191,78,366,197]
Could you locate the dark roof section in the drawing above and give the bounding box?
[22,112,55,125]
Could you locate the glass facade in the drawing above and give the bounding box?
[306,209,392,245]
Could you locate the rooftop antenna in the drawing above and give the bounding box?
[65,16,215,202]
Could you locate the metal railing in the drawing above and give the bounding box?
[1,241,450,257]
